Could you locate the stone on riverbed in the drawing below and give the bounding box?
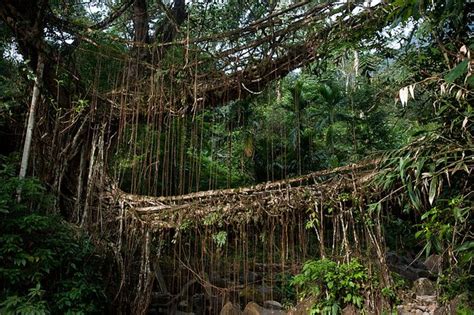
[263,300,284,310]
[243,302,286,315]
[220,301,242,315]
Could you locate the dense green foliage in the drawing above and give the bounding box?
[372,43,474,301]
[291,259,368,314]
[0,0,473,313]
[0,157,107,314]
[286,2,474,308]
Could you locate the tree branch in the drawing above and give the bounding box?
[91,0,135,30]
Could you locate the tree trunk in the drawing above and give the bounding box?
[17,53,44,200]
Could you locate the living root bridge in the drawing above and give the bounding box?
[108,160,393,314]
[113,161,377,229]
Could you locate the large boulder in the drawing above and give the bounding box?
[243,302,286,315]
[413,278,436,296]
[220,301,243,315]
[386,252,431,281]
[263,300,284,310]
[243,302,264,315]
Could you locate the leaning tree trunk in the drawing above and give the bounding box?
[17,53,44,201]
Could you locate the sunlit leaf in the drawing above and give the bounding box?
[408,84,415,100]
[399,87,409,107]
[428,175,438,205]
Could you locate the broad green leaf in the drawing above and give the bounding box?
[421,207,436,220]
[445,60,468,83]
[425,242,432,256]
[428,175,438,205]
[399,156,410,184]
[415,157,426,181]
[407,181,421,210]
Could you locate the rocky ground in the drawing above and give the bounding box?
[148,253,465,315]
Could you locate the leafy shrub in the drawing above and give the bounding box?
[0,156,106,314]
[291,258,368,314]
[415,195,473,302]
